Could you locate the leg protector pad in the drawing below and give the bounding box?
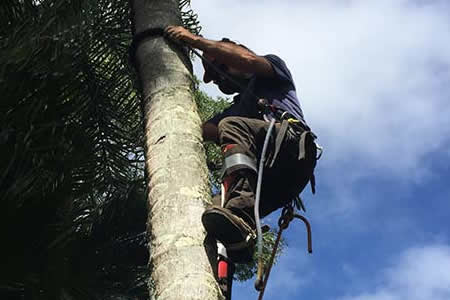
[220,153,257,179]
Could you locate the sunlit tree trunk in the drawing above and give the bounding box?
[130,1,223,299]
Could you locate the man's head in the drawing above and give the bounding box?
[202,38,253,94]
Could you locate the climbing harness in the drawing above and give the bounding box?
[257,98,322,195]
[251,100,320,298]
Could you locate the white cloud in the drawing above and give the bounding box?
[190,0,450,181]
[339,244,450,300]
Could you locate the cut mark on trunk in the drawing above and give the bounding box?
[155,135,166,145]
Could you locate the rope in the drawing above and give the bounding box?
[129,27,166,66]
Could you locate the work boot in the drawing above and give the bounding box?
[202,205,256,263]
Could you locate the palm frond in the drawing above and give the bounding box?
[1,0,146,298]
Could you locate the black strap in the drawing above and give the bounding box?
[310,172,316,194]
[298,131,309,160]
[295,195,307,212]
[129,26,254,97]
[129,27,167,66]
[298,130,317,159]
[298,130,318,195]
[268,119,317,168]
[268,119,289,168]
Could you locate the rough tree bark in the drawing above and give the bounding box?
[130,1,223,299]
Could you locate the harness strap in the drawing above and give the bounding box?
[268,119,289,168]
[267,120,317,165]
[298,130,318,159]
[298,131,309,160]
[129,27,170,66]
[295,195,307,212]
[298,130,318,194]
[266,119,318,194]
[310,173,316,194]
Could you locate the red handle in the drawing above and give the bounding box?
[218,260,228,279]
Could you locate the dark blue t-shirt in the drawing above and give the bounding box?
[208,54,306,126]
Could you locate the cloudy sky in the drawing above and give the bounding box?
[188,1,450,299]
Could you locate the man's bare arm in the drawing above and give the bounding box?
[165,26,274,78]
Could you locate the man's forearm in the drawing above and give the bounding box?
[191,37,254,71]
[165,26,273,77]
[165,27,247,65]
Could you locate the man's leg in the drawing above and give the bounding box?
[217,116,271,222]
[202,116,269,262]
[215,116,316,212]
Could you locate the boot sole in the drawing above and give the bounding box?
[202,207,254,263]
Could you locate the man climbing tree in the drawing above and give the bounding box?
[166,26,319,264]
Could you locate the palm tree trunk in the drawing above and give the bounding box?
[130,1,223,299]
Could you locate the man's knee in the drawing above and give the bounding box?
[218,116,252,147]
[217,116,244,134]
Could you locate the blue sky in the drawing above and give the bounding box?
[189,1,450,299]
